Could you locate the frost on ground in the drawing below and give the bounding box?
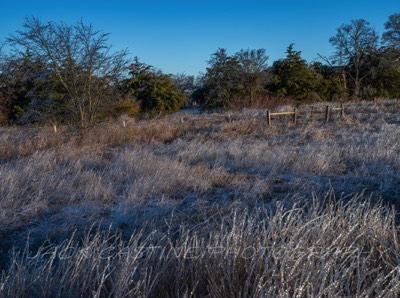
[0,100,400,297]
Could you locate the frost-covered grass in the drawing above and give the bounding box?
[2,197,400,297]
[0,99,400,297]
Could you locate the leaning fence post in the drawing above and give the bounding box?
[267,110,271,127]
[293,108,297,125]
[325,105,330,123]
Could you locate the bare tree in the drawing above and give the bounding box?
[235,49,269,105]
[171,73,195,95]
[7,17,129,127]
[329,19,379,98]
[383,13,400,49]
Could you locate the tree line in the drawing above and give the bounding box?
[0,14,399,126]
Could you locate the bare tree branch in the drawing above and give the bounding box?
[7,17,130,127]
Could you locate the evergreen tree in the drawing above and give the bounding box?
[128,57,186,115]
[202,48,243,109]
[269,44,318,100]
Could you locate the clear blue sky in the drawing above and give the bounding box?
[0,1,398,75]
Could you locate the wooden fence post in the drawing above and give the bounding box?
[325,105,330,123]
[267,110,271,127]
[340,103,344,119]
[53,125,57,133]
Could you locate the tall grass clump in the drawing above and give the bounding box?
[1,195,400,297]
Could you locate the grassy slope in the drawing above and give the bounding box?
[0,100,400,297]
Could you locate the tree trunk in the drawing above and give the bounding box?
[353,69,360,98]
[79,106,88,128]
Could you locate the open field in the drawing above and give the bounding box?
[1,100,400,297]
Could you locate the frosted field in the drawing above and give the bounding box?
[1,100,400,297]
